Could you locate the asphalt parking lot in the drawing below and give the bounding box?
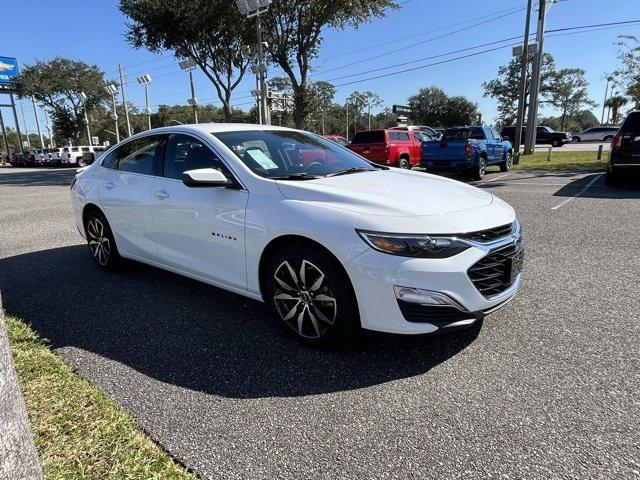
[1,166,639,479]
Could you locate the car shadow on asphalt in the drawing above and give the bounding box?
[0,168,76,187]
[552,173,640,199]
[0,245,480,399]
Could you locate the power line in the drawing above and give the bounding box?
[310,7,527,78]
[327,18,640,90]
[317,3,527,64]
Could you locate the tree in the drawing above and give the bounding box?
[482,53,555,126]
[441,96,479,127]
[262,0,397,128]
[309,81,336,134]
[120,0,251,121]
[614,35,640,108]
[407,87,448,126]
[605,95,628,125]
[12,57,109,144]
[408,87,478,127]
[547,68,596,131]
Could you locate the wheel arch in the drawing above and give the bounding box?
[258,234,358,308]
[82,203,104,234]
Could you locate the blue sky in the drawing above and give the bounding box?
[1,0,639,133]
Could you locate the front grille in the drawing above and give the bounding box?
[461,223,514,242]
[397,301,481,326]
[467,242,522,297]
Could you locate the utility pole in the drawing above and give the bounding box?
[44,109,53,147]
[346,102,349,140]
[236,0,271,125]
[513,0,533,162]
[118,64,132,137]
[524,0,548,154]
[10,94,24,154]
[31,97,45,148]
[105,84,120,143]
[19,100,30,148]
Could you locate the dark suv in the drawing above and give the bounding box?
[606,111,640,184]
[501,125,572,147]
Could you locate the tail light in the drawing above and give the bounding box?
[464,142,473,157]
[611,132,622,150]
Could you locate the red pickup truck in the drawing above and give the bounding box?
[348,129,426,168]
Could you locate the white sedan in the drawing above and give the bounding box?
[71,124,523,345]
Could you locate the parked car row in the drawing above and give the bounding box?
[8,145,106,167]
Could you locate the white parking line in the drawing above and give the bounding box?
[551,174,603,210]
[485,172,512,183]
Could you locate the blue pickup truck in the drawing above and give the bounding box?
[421,126,513,180]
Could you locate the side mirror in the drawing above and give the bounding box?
[182,168,232,188]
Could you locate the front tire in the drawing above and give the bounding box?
[398,158,410,169]
[552,139,562,147]
[264,245,359,346]
[500,152,513,172]
[603,135,613,143]
[572,136,581,142]
[84,210,120,270]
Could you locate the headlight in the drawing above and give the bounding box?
[356,230,469,258]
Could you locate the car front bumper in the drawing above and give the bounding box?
[344,231,523,335]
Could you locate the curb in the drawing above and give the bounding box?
[0,293,44,480]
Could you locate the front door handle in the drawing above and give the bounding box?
[104,182,116,190]
[153,190,170,199]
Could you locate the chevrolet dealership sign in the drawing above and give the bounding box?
[0,56,19,86]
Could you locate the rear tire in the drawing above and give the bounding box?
[84,209,121,270]
[264,244,359,346]
[471,157,486,181]
[500,152,513,172]
[605,164,620,185]
[398,158,410,169]
[572,136,581,142]
[552,139,562,147]
[603,135,613,142]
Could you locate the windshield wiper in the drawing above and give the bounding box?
[271,173,320,180]
[326,167,374,177]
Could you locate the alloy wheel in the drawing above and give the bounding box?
[87,217,111,266]
[272,259,337,339]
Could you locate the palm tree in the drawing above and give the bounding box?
[605,95,629,124]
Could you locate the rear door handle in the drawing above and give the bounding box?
[153,190,170,199]
[104,182,116,190]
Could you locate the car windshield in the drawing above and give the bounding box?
[213,130,378,179]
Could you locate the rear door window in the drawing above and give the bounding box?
[114,136,163,175]
[621,112,640,134]
[351,131,385,144]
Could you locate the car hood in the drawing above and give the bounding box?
[275,169,494,217]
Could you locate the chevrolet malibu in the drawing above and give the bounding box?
[71,124,523,345]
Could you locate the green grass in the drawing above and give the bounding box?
[6,315,195,480]
[512,150,608,171]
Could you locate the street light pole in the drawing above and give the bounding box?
[179,58,199,124]
[513,0,532,162]
[136,74,153,130]
[118,64,132,137]
[31,97,45,148]
[78,92,92,145]
[19,100,30,148]
[524,0,549,154]
[105,84,120,143]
